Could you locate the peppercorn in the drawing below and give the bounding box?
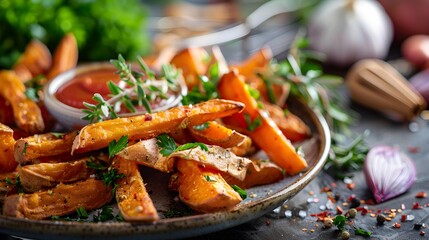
[376,214,386,225]
[348,208,357,218]
[414,223,423,230]
[341,230,350,240]
[323,218,333,228]
[350,197,361,208]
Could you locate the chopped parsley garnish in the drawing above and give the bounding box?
[24,75,45,101]
[193,122,210,131]
[76,207,88,219]
[108,135,128,158]
[204,175,217,182]
[175,142,208,152]
[355,228,372,237]
[156,133,208,156]
[50,132,65,139]
[156,134,178,157]
[22,142,28,155]
[244,114,262,131]
[5,175,24,193]
[231,184,247,200]
[333,215,347,231]
[93,206,122,222]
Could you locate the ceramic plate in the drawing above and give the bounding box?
[0,98,330,240]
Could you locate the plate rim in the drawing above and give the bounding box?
[0,100,331,240]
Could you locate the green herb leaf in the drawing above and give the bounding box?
[244,114,262,131]
[76,207,88,219]
[22,143,28,155]
[175,142,208,152]
[355,228,372,237]
[100,168,125,189]
[333,215,347,231]
[156,134,177,157]
[193,122,210,131]
[108,135,128,158]
[50,132,65,139]
[86,160,107,171]
[93,206,116,222]
[204,175,217,182]
[231,184,247,200]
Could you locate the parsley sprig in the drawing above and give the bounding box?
[82,54,181,123]
[108,135,128,158]
[156,133,208,157]
[181,63,220,105]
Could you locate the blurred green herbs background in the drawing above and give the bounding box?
[0,0,150,69]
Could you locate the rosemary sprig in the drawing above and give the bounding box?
[82,54,181,123]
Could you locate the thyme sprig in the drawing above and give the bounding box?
[82,54,181,123]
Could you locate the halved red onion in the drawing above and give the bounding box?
[364,145,417,203]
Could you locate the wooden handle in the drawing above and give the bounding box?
[346,59,426,121]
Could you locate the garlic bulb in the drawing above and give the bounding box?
[307,0,393,66]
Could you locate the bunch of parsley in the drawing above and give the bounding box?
[0,0,150,69]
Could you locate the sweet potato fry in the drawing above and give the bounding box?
[0,70,44,134]
[72,99,244,154]
[46,33,78,81]
[188,121,246,148]
[19,157,99,193]
[116,138,174,173]
[116,139,252,179]
[218,70,308,175]
[229,46,272,77]
[222,160,284,189]
[0,97,14,126]
[0,123,17,173]
[14,131,78,164]
[2,178,112,220]
[176,159,242,213]
[113,157,159,222]
[12,40,52,82]
[170,47,208,89]
[188,121,253,156]
[262,102,311,142]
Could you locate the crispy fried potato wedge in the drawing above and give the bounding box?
[13,40,52,82]
[218,70,308,175]
[113,157,159,222]
[46,33,78,80]
[176,159,242,213]
[2,178,112,220]
[72,99,244,154]
[0,123,17,173]
[0,71,44,134]
[263,102,311,142]
[14,131,78,164]
[170,47,208,89]
[19,157,98,193]
[222,160,284,189]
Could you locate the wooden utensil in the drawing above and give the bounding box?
[346,59,426,121]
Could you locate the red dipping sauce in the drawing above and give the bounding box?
[55,69,120,109]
